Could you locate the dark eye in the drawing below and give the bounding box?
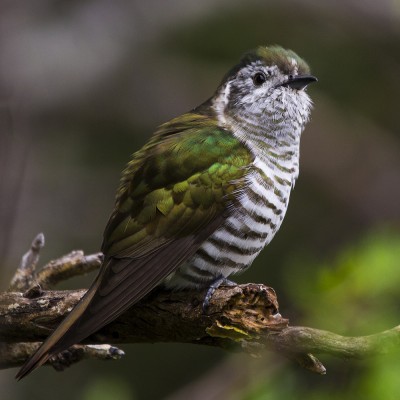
[252,72,267,86]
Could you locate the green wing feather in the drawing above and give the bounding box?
[16,112,253,379]
[102,112,252,256]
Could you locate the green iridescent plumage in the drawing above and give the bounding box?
[103,113,253,257]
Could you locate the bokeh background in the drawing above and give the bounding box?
[1,0,399,399]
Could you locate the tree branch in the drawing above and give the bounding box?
[1,234,399,375]
[0,342,124,370]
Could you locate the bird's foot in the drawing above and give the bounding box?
[202,275,236,313]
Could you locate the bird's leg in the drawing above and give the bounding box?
[202,275,236,313]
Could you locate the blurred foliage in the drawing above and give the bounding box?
[287,229,400,334]
[233,229,400,400]
[81,375,135,400]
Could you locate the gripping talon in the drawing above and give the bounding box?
[202,276,236,313]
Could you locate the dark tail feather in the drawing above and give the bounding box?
[15,348,52,381]
[15,276,100,380]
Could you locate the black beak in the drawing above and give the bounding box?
[278,74,318,90]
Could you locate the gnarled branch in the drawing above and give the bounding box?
[1,234,399,375]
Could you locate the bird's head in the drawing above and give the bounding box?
[212,45,317,137]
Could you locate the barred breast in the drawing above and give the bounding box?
[165,154,294,289]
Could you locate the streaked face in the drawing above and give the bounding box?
[213,47,315,137]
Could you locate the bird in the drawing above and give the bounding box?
[16,45,317,379]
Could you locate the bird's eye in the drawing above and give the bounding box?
[252,72,267,86]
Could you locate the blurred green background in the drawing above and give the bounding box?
[1,0,399,399]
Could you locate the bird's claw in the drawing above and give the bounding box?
[202,276,236,313]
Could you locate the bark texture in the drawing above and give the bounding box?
[1,234,399,375]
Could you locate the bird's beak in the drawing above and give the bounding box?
[277,74,318,90]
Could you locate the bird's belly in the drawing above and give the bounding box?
[164,171,291,289]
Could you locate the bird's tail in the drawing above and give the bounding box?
[15,275,101,380]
